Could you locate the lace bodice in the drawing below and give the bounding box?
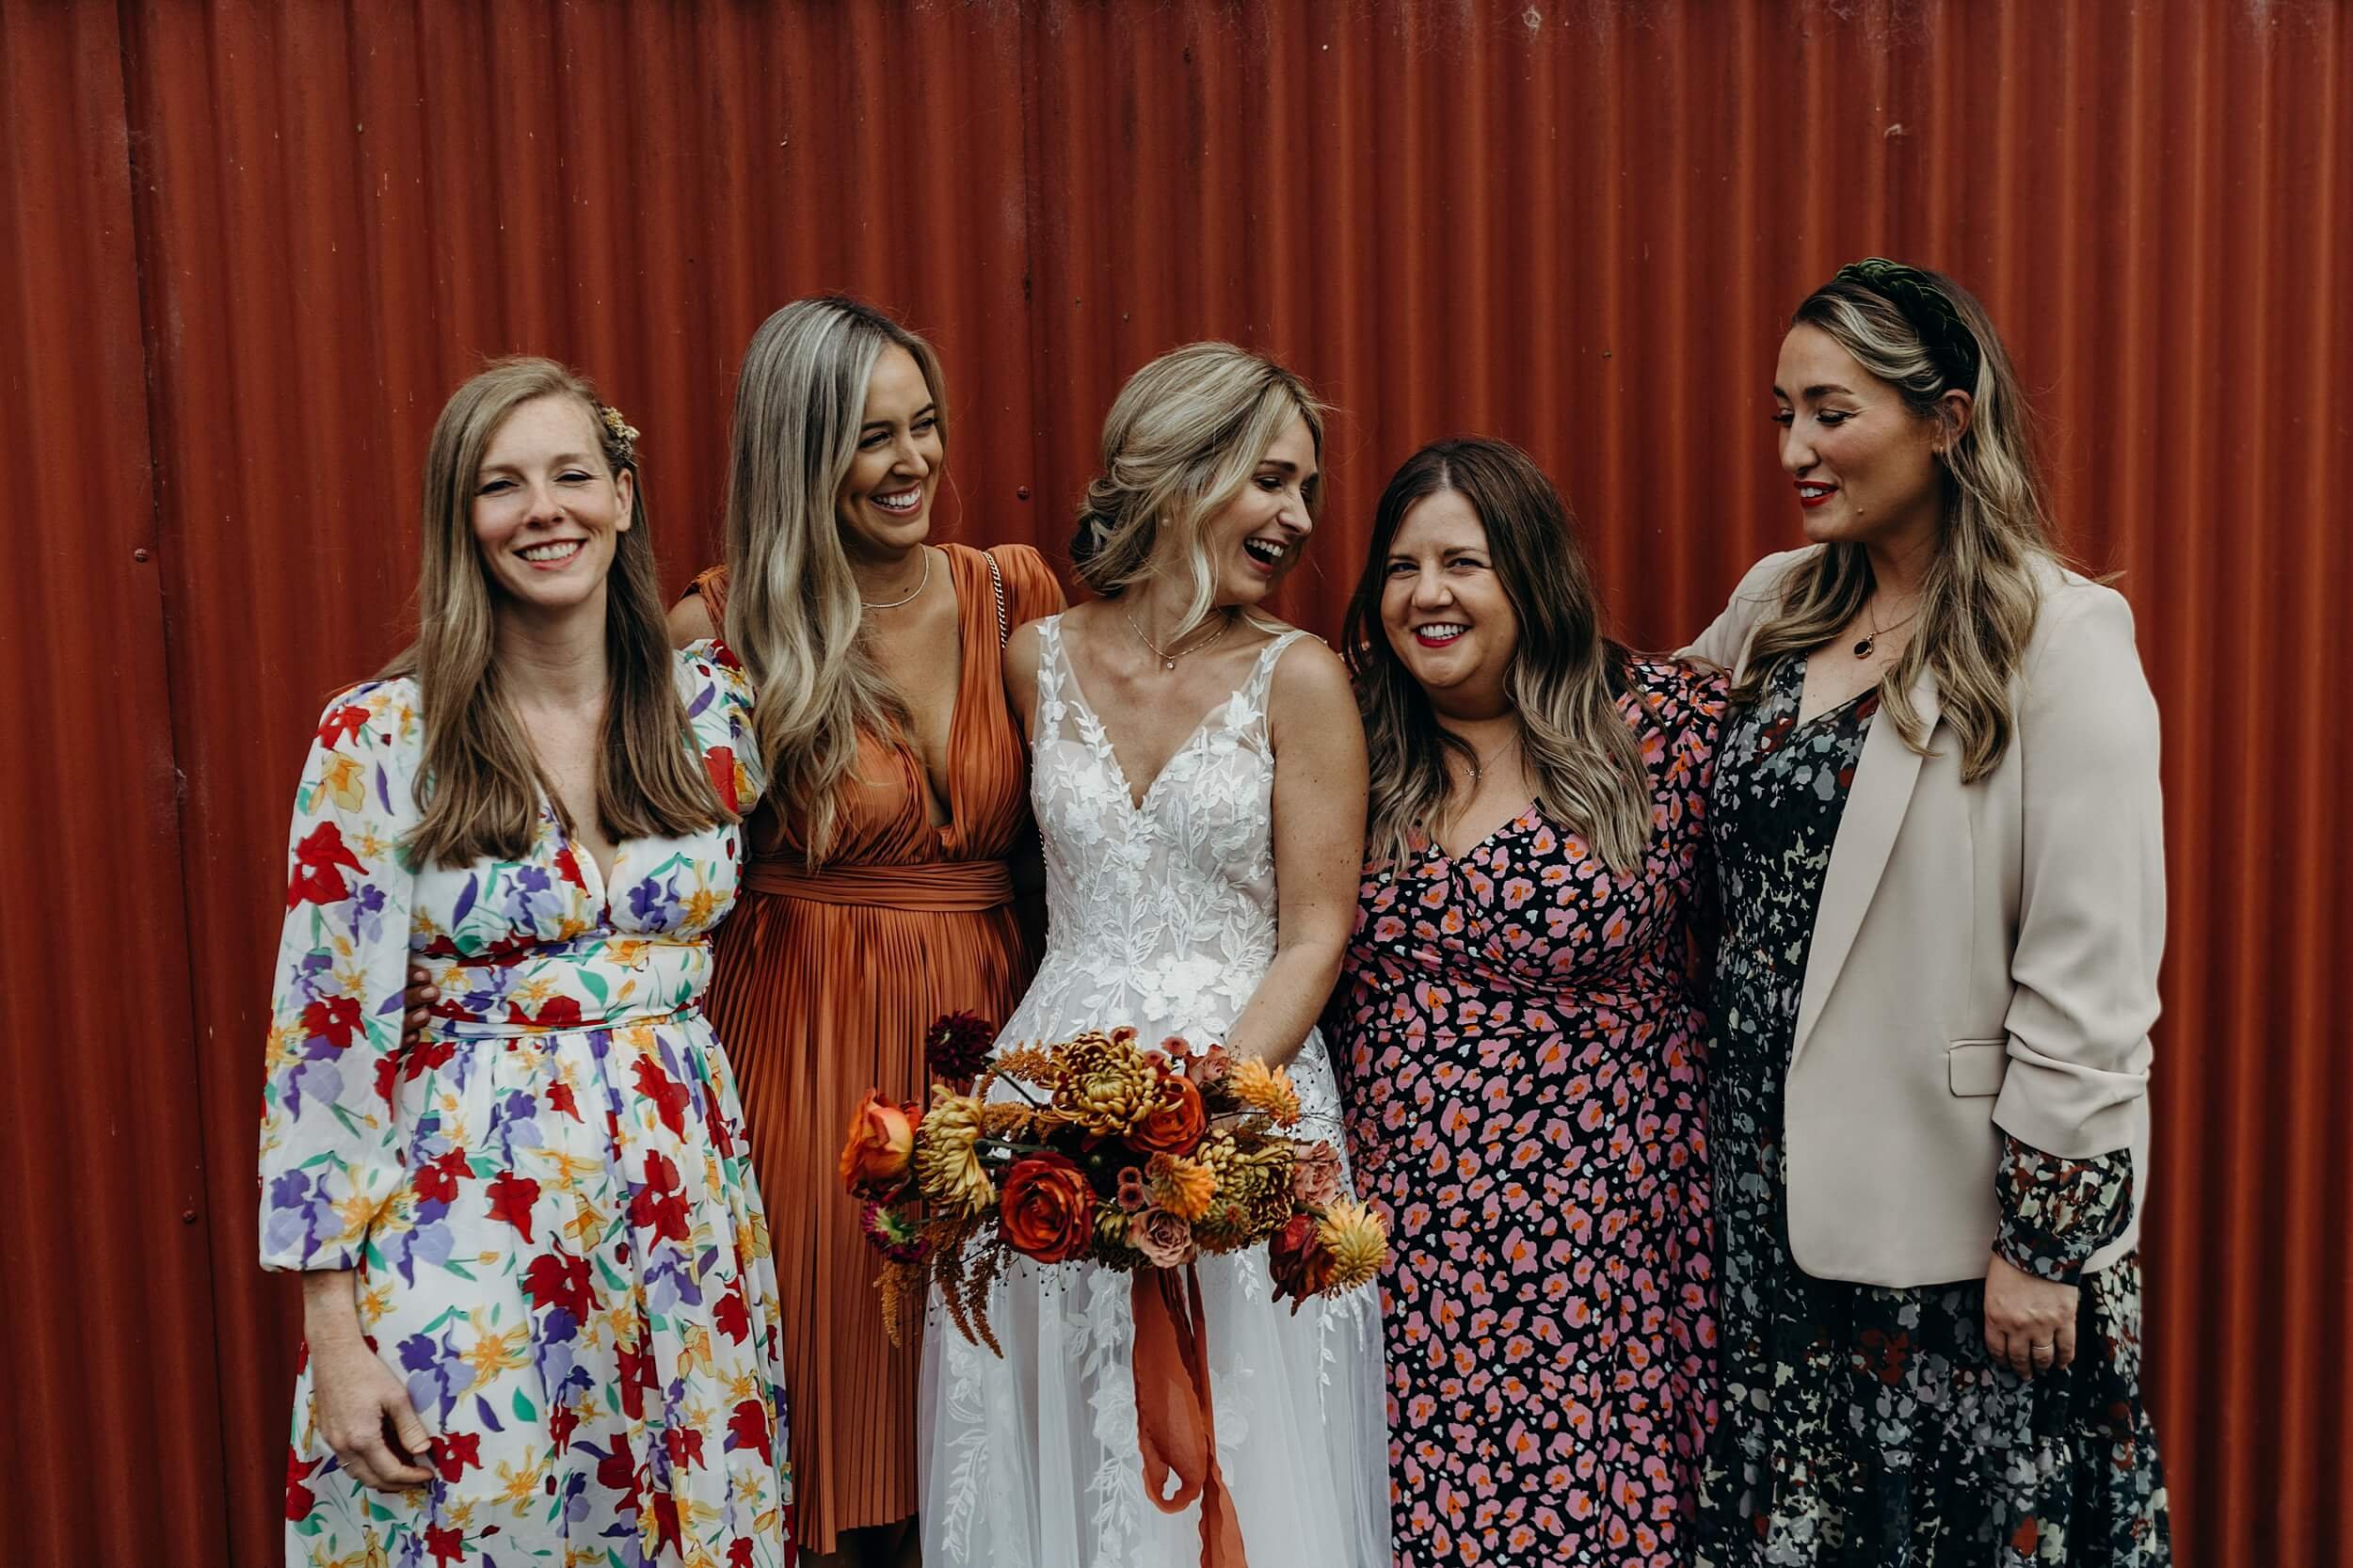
[1000,616,1342,1133]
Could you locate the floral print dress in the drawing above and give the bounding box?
[1694,655,2169,1567]
[1334,658,1724,1568]
[261,645,794,1568]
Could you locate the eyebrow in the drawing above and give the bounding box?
[480,450,597,472]
[1772,383,1857,401]
[861,403,937,432]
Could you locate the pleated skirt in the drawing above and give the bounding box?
[706,884,1036,1555]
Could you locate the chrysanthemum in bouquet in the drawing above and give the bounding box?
[840,1012,1388,1351]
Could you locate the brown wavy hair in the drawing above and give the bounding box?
[389,357,729,868]
[1343,438,1652,872]
[1735,263,2059,779]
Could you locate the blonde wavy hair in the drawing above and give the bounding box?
[1069,342,1325,636]
[1736,263,2058,779]
[391,357,728,868]
[720,295,947,864]
[1343,438,1653,872]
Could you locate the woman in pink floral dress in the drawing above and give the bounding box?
[260,360,792,1566]
[1330,439,1721,1567]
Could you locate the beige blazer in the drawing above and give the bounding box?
[1685,547,2164,1287]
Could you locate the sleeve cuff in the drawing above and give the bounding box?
[1993,1130,2132,1283]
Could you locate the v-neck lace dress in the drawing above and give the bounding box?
[688,542,1064,1552]
[1332,656,1725,1568]
[919,618,1392,1568]
[261,644,792,1567]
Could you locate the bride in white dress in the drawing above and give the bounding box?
[919,344,1392,1567]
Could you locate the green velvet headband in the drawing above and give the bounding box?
[1833,257,1983,388]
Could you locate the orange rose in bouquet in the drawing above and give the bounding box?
[1000,1153,1097,1264]
[1126,1070,1208,1157]
[839,1090,917,1201]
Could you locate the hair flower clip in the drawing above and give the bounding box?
[598,402,641,463]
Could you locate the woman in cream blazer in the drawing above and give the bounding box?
[1687,260,2169,1565]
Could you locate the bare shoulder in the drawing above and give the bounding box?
[666,592,718,648]
[1265,632,1359,739]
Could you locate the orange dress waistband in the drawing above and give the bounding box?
[741,856,1014,912]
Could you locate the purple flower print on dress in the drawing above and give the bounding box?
[397,1325,477,1424]
[374,1204,456,1287]
[626,870,683,928]
[263,1168,344,1263]
[643,1242,707,1314]
[501,863,565,930]
[349,882,390,945]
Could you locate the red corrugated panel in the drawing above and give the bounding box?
[12,2,2347,1562]
[0,2,228,1563]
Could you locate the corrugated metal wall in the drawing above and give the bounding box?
[8,2,2345,1563]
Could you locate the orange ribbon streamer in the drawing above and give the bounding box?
[1130,1266,1250,1567]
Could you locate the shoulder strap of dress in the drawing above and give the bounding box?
[984,549,1007,647]
[1243,629,1310,710]
[1033,614,1071,733]
[685,564,729,623]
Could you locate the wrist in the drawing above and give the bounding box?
[300,1271,367,1345]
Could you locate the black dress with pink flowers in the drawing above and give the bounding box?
[1692,654,2169,1567]
[1334,657,1725,1568]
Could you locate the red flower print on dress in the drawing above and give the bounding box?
[301,995,362,1050]
[629,1151,692,1243]
[727,1397,775,1464]
[504,996,583,1031]
[522,1250,592,1320]
[284,1448,320,1521]
[412,1147,472,1207]
[315,703,371,748]
[485,1170,541,1241]
[431,1430,482,1483]
[702,744,739,813]
[632,1054,692,1138]
[286,821,365,908]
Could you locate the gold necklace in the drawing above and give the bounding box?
[860,548,932,611]
[1124,604,1237,671]
[1852,596,1920,659]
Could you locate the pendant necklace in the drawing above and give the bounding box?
[1853,597,1919,659]
[860,548,932,611]
[1126,604,1237,671]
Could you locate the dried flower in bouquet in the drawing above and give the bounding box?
[924,1010,995,1084]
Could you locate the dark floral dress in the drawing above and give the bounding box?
[1694,655,2169,1567]
[1335,658,1724,1568]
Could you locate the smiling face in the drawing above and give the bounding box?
[1380,488,1520,712]
[1773,323,1950,554]
[470,392,633,617]
[836,344,943,561]
[1189,410,1319,609]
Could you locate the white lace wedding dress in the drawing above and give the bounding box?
[919,618,1392,1568]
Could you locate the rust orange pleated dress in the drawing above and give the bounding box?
[688,541,1064,1555]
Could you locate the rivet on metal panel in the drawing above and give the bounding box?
[181,1209,198,1224]
[1016,487,1032,502]
[135,548,152,562]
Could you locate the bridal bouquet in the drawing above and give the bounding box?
[840,1013,1389,1352]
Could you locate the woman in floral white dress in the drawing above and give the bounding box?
[261,359,792,1566]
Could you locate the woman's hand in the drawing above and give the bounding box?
[1982,1251,2078,1380]
[401,965,438,1048]
[302,1272,434,1490]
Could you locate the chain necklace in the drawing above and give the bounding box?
[860,548,932,611]
[1852,596,1920,659]
[1124,604,1237,671]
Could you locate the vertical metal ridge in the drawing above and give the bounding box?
[13,3,2347,1560]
